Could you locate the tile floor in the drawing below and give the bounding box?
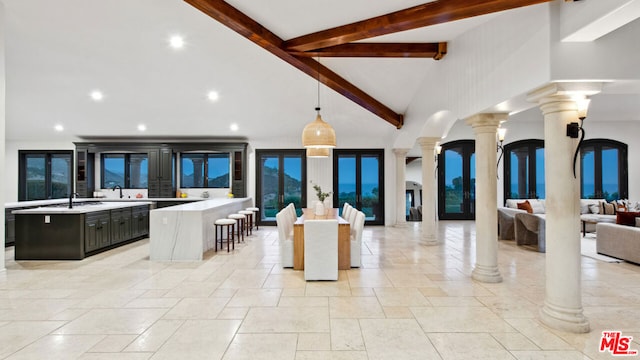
[1,221,639,359]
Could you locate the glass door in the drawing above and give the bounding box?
[504,140,545,200]
[333,149,384,225]
[256,150,306,225]
[438,140,475,220]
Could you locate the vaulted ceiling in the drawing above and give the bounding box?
[5,0,635,145]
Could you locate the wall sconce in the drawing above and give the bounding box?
[496,127,507,178]
[434,144,442,176]
[567,97,590,178]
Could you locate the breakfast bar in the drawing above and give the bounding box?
[149,197,252,261]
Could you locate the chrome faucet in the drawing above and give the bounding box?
[68,192,80,209]
[112,185,123,198]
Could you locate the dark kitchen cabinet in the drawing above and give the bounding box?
[75,146,95,198]
[110,208,132,245]
[5,208,16,247]
[148,147,174,198]
[131,205,149,238]
[85,211,111,253]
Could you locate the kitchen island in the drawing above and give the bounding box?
[150,197,252,261]
[13,202,152,260]
[5,197,204,247]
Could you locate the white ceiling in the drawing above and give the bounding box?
[2,0,499,143]
[3,0,639,144]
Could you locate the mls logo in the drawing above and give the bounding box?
[600,331,638,356]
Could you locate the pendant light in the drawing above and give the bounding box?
[306,147,331,158]
[302,58,336,150]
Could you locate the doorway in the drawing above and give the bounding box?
[438,140,475,220]
[256,150,306,225]
[333,149,385,225]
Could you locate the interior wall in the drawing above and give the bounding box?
[1,2,6,269]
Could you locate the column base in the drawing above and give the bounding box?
[394,221,408,228]
[539,301,590,333]
[471,264,502,283]
[421,234,438,245]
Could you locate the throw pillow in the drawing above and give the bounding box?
[616,211,640,226]
[601,201,616,215]
[517,200,533,214]
[530,200,545,214]
[589,204,600,214]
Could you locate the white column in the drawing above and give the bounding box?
[393,148,410,227]
[466,114,507,283]
[528,82,601,333]
[418,137,439,245]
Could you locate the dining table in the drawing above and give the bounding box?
[293,208,351,270]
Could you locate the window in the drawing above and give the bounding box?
[18,151,73,201]
[437,140,475,220]
[180,153,230,188]
[255,150,306,224]
[581,139,627,201]
[101,154,148,189]
[503,139,545,200]
[333,149,385,225]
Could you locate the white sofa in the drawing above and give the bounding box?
[597,220,640,264]
[498,198,613,240]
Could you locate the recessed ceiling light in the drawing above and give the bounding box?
[230,123,239,132]
[90,90,103,101]
[54,124,64,132]
[137,124,147,132]
[169,35,185,49]
[207,91,219,102]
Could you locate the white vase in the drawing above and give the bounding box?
[314,201,325,216]
[323,198,332,210]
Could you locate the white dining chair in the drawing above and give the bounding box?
[350,211,365,267]
[303,219,338,280]
[276,210,294,268]
[343,203,353,220]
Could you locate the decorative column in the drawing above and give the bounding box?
[466,113,507,283]
[418,137,439,245]
[393,148,410,227]
[528,82,601,333]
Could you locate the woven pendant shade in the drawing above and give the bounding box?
[306,147,330,158]
[301,113,336,148]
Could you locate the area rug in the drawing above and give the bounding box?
[581,233,622,263]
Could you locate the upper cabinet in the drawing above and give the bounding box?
[75,146,95,198]
[74,142,247,199]
[148,147,174,198]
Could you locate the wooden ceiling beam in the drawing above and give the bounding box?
[284,0,552,52]
[184,0,403,128]
[292,42,447,59]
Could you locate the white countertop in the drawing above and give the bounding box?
[12,201,154,215]
[151,197,250,212]
[5,197,204,209]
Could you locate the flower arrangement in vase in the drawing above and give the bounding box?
[311,183,332,215]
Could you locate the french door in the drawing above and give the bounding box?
[504,140,545,200]
[580,139,628,201]
[256,150,306,225]
[438,140,475,220]
[333,149,384,225]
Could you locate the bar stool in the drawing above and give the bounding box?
[214,218,236,252]
[238,210,254,236]
[228,213,245,243]
[246,207,260,230]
